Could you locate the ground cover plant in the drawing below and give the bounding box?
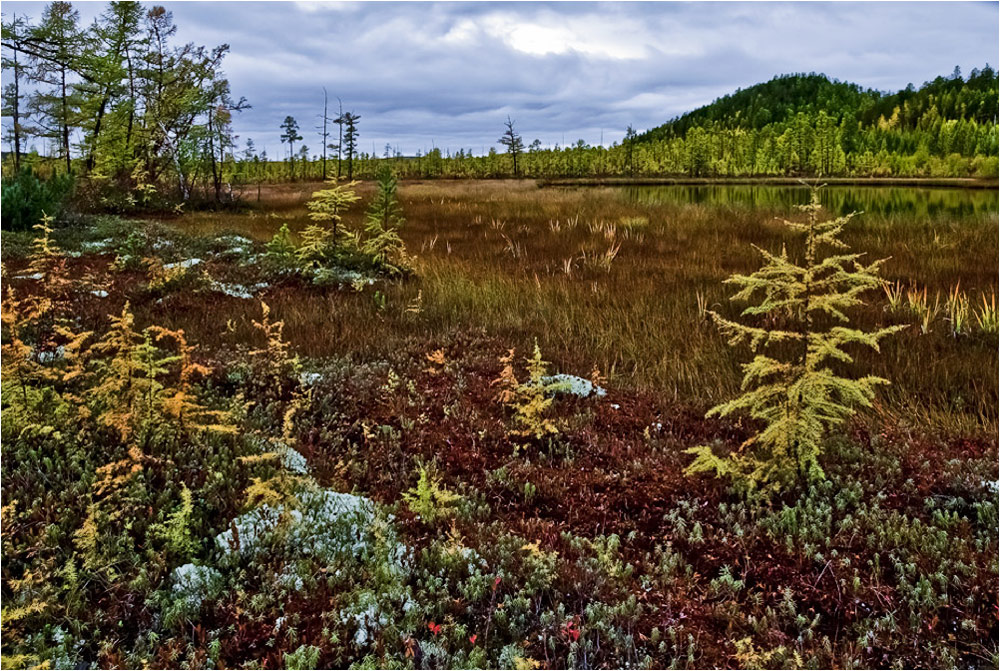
[1,176,996,669]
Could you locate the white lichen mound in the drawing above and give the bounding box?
[80,238,114,252]
[216,504,295,558]
[216,235,255,257]
[310,266,376,288]
[163,258,202,270]
[215,489,380,563]
[209,281,269,299]
[171,563,223,611]
[299,371,323,386]
[542,373,607,398]
[281,447,310,475]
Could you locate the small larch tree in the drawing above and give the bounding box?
[685,185,904,493]
[362,165,408,275]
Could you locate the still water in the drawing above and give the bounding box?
[620,184,998,218]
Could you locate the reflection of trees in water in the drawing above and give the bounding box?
[622,185,998,217]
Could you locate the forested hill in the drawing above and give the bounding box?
[638,67,999,142]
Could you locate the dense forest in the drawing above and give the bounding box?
[1,1,998,220]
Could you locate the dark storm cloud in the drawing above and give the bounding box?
[3,1,997,156]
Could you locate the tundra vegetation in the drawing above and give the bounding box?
[1,2,998,670]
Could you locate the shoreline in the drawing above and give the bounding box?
[536,176,999,189]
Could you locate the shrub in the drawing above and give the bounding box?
[494,341,561,449]
[1,168,75,231]
[362,166,410,276]
[302,179,361,264]
[263,223,298,274]
[403,462,462,524]
[685,185,904,493]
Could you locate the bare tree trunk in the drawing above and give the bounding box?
[321,88,328,180]
[11,38,22,173]
[124,47,136,172]
[337,97,343,179]
[61,66,70,173]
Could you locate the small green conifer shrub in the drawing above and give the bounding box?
[263,223,298,273]
[361,166,410,276]
[685,186,904,492]
[402,462,462,524]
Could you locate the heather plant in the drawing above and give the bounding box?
[685,186,904,492]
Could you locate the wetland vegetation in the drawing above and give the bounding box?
[2,2,997,669]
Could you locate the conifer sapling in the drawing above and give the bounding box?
[685,186,904,492]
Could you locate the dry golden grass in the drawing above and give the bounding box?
[148,179,998,435]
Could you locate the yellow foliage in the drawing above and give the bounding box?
[251,301,297,383]
[145,256,189,292]
[424,348,447,374]
[491,348,518,405]
[93,445,145,496]
[150,326,234,433]
[243,473,308,509]
[402,464,462,523]
[511,341,559,442]
[26,217,72,303]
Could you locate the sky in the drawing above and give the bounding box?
[3,0,998,158]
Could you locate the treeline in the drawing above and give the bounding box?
[232,69,999,183]
[4,3,998,201]
[1,1,245,204]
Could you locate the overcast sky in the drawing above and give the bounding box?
[3,1,998,157]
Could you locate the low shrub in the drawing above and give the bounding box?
[1,168,75,231]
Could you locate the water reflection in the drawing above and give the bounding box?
[620,184,998,218]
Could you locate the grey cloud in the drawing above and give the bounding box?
[3,1,997,155]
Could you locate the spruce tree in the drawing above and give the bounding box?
[685,185,904,492]
[498,115,524,177]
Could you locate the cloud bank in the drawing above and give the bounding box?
[4,1,997,157]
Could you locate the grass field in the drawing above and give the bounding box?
[147,179,998,435]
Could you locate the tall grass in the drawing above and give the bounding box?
[149,179,997,435]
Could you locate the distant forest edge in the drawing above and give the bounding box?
[1,1,998,216]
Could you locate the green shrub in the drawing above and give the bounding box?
[685,185,904,493]
[1,168,75,231]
